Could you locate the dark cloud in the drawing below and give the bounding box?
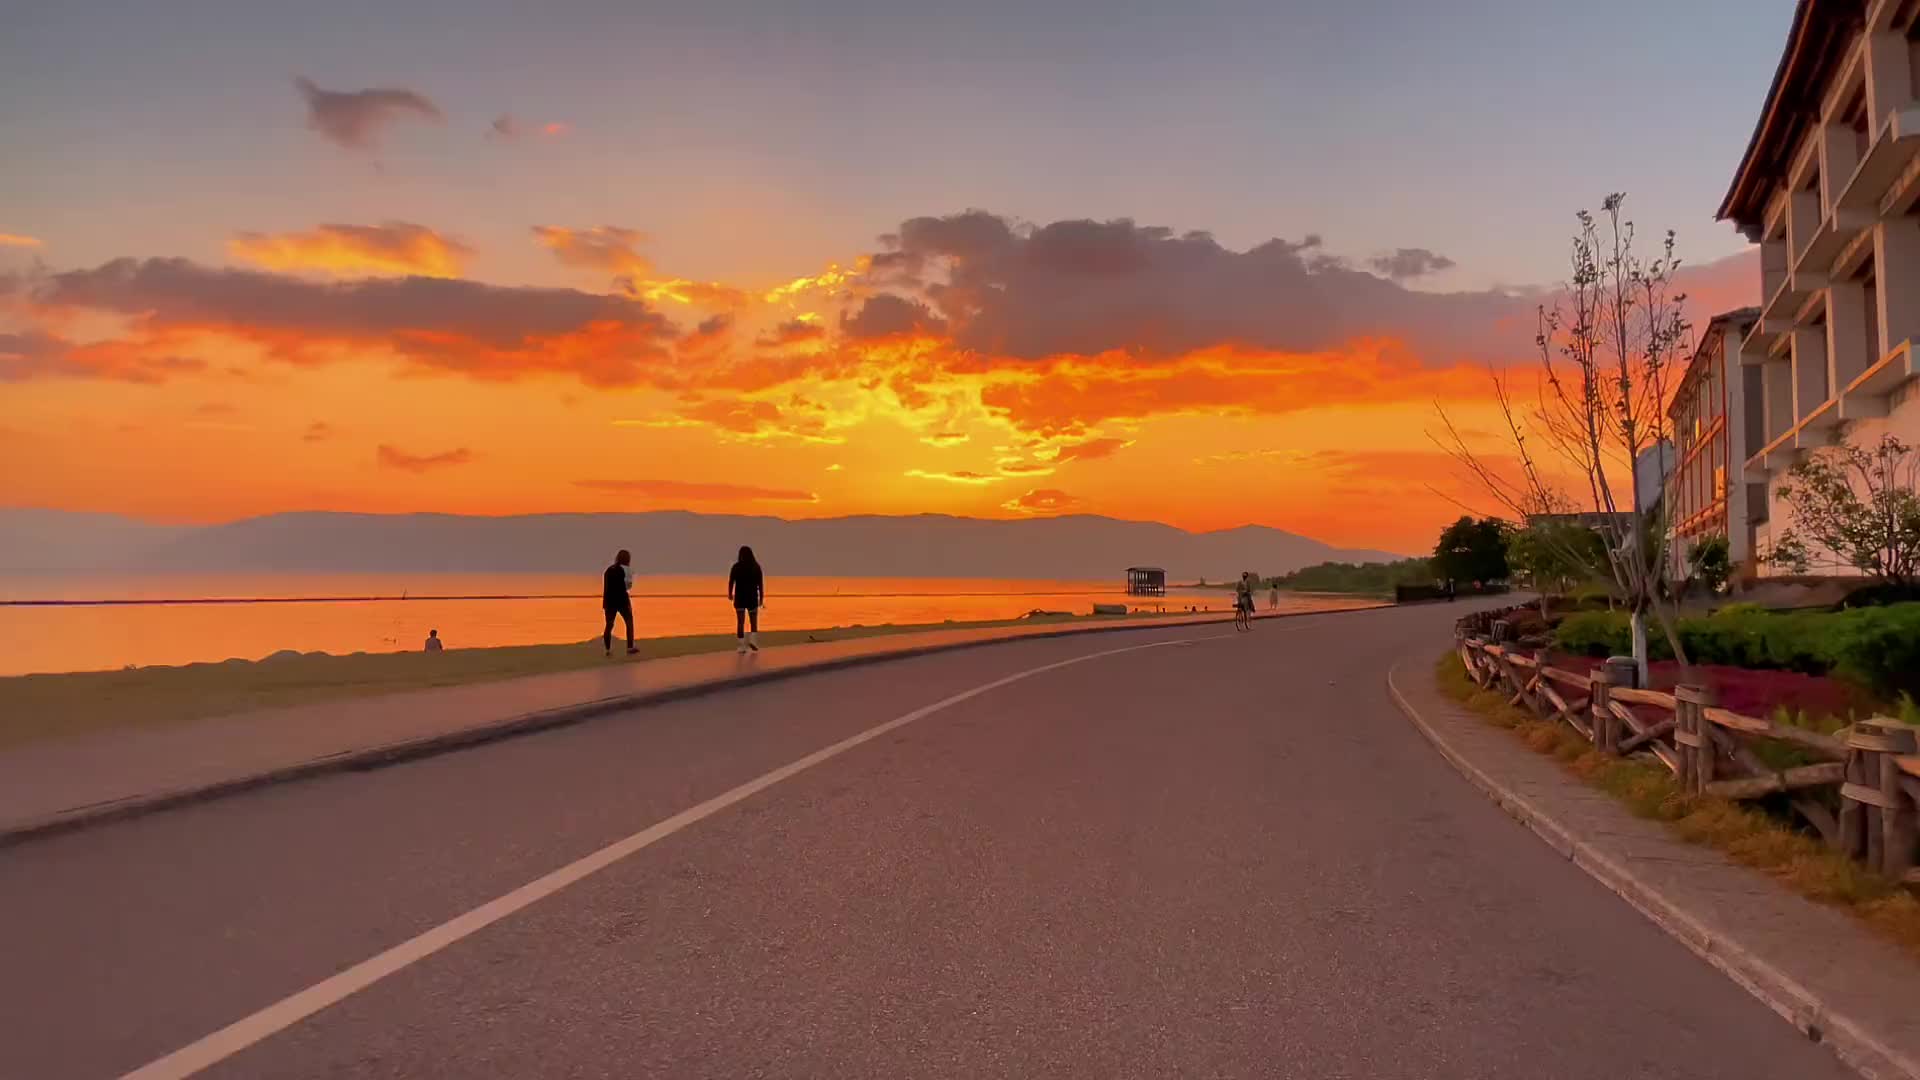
[29,257,679,387]
[860,211,1530,364]
[1369,247,1457,280]
[0,328,206,383]
[840,293,947,341]
[377,444,473,472]
[488,113,520,139]
[295,78,442,150]
[756,318,827,349]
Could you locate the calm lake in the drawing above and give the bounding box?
[0,573,1385,676]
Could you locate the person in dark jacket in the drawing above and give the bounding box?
[727,545,765,652]
[603,549,637,656]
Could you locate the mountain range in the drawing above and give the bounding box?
[0,509,1405,581]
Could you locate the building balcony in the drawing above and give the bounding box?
[1790,211,1865,276]
[1758,269,1819,336]
[1835,107,1920,217]
[1746,427,1799,479]
[1839,339,1916,418]
[1794,397,1841,446]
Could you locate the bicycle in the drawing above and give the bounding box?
[1233,596,1253,632]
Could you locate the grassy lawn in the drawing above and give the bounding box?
[1436,653,1920,958]
[0,610,1183,751]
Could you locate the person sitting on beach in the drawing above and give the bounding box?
[424,629,444,652]
[728,545,765,653]
[604,549,638,657]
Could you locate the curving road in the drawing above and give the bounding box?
[0,602,1852,1079]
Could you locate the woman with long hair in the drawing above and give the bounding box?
[727,545,765,652]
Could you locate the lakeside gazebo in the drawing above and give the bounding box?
[1125,567,1166,597]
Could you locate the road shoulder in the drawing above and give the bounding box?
[1388,655,1920,1080]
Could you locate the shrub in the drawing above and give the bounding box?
[1548,602,1920,703]
[1554,611,1632,657]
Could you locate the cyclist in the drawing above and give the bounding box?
[1233,572,1256,631]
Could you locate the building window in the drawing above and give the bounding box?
[1863,269,1880,366]
[1714,465,1727,502]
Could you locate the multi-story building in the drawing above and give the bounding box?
[1717,0,1920,574]
[1667,308,1763,576]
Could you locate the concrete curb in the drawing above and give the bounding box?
[1386,659,1919,1080]
[2,606,1325,847]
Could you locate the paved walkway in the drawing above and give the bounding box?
[1389,655,1920,1080]
[0,611,1264,839]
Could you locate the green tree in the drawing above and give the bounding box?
[1685,535,1731,595]
[1507,522,1608,602]
[1433,516,1510,585]
[1770,435,1920,587]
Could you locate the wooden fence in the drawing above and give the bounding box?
[1456,632,1920,882]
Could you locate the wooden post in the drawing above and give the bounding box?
[1674,685,1713,795]
[1879,721,1918,879]
[1844,720,1901,871]
[1589,670,1614,754]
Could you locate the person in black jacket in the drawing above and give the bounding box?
[728,545,765,652]
[603,549,637,656]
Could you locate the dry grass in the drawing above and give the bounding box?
[0,610,1176,751]
[1436,653,1920,958]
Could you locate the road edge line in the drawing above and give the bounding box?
[1386,659,1916,1080]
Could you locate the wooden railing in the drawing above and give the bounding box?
[1456,633,1920,883]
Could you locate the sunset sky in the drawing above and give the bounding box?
[2,1,1793,553]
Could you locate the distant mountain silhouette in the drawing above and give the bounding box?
[0,509,1406,581]
[0,509,194,571]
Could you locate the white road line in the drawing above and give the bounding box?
[121,634,1211,1080]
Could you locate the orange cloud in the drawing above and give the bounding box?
[302,421,335,443]
[1003,488,1080,514]
[576,478,817,502]
[905,469,1001,485]
[0,233,41,248]
[1049,436,1132,463]
[229,222,473,278]
[976,340,1494,437]
[377,444,473,472]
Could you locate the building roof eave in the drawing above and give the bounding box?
[1717,0,1866,229]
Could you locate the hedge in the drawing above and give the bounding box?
[1549,603,1920,702]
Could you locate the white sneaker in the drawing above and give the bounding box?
[736,639,748,653]
[748,632,760,651]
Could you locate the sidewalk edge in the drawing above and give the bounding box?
[2,608,1304,846]
[1386,659,1918,1080]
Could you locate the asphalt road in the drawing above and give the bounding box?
[0,602,1854,1079]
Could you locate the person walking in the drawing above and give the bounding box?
[1268,582,1280,611]
[603,549,638,657]
[728,545,765,653]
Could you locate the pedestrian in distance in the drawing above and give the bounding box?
[1268,582,1280,611]
[728,545,765,653]
[423,629,444,652]
[603,549,638,657]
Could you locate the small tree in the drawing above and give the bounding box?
[1685,535,1731,595]
[1508,522,1608,612]
[1432,194,1693,685]
[1433,516,1510,586]
[1771,435,1920,586]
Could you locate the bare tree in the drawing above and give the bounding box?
[1433,194,1692,684]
